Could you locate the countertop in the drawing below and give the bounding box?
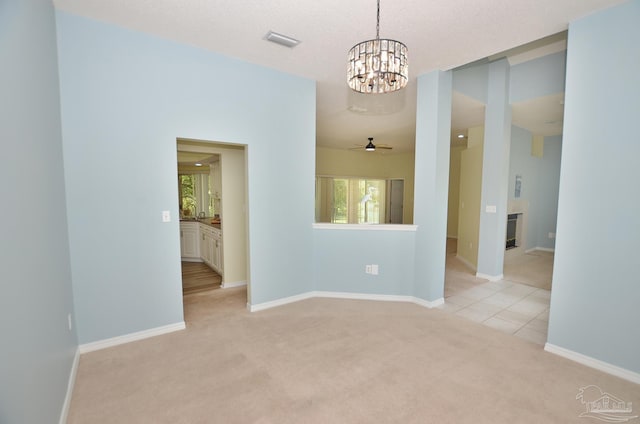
[180,217,221,230]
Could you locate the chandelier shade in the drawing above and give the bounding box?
[347,0,408,94]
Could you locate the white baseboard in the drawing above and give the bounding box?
[181,257,203,263]
[544,343,640,385]
[476,272,504,282]
[455,255,477,272]
[79,322,186,354]
[248,292,314,312]
[222,280,247,288]
[59,347,80,424]
[525,247,555,254]
[248,291,445,313]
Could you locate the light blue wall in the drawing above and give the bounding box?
[535,136,561,250]
[0,0,77,422]
[507,128,562,251]
[413,70,452,301]
[56,12,316,343]
[452,62,488,103]
[548,0,640,373]
[313,228,416,295]
[508,126,539,250]
[477,60,512,278]
[510,51,566,103]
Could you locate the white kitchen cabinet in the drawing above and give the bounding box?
[199,225,214,267]
[211,229,223,274]
[180,222,200,260]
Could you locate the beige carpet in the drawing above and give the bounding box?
[67,287,639,423]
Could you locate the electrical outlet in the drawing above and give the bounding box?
[548,232,556,239]
[365,265,372,274]
[68,313,73,331]
[371,265,379,275]
[162,210,171,222]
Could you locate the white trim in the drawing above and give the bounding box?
[79,322,186,354]
[248,291,445,312]
[248,292,314,312]
[181,257,203,263]
[476,272,504,282]
[312,223,418,232]
[525,247,555,253]
[455,255,477,271]
[544,343,640,385]
[221,280,247,288]
[59,347,79,424]
[410,296,445,308]
[446,235,458,239]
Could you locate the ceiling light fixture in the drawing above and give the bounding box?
[347,0,408,94]
[457,134,465,139]
[195,163,203,167]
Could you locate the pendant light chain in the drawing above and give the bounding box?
[376,0,380,40]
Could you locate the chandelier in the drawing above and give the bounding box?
[347,0,408,94]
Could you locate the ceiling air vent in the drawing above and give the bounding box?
[264,31,300,48]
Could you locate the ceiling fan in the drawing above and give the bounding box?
[350,137,393,152]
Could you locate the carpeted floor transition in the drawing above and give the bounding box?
[68,286,639,423]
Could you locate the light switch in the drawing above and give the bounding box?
[162,210,171,222]
[485,205,497,213]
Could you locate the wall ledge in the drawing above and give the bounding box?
[313,223,417,231]
[544,343,640,384]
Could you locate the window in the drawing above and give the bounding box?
[179,173,213,217]
[316,177,387,224]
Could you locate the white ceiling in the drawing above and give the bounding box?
[53,0,625,152]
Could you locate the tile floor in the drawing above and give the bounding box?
[438,279,550,345]
[440,239,552,345]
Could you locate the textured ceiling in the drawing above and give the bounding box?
[54,0,626,152]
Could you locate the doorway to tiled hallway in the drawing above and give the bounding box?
[440,238,552,345]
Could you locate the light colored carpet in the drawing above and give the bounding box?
[67,287,639,423]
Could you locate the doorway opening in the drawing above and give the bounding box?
[176,138,249,312]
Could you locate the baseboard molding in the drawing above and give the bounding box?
[455,255,477,272]
[544,343,640,385]
[181,257,203,263]
[476,272,504,282]
[59,347,80,424]
[248,291,445,313]
[248,292,314,312]
[221,280,247,288]
[314,291,444,309]
[525,247,555,254]
[79,322,186,354]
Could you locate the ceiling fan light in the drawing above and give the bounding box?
[365,139,376,151]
